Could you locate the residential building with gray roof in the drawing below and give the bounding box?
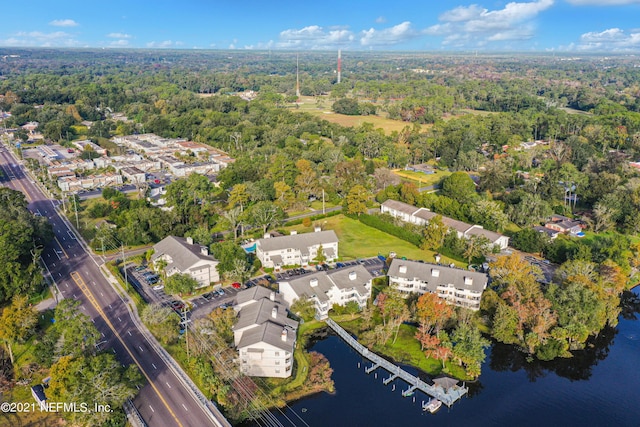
[151,236,219,287]
[256,228,338,269]
[279,265,373,319]
[387,258,488,311]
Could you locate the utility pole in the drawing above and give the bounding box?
[121,242,127,286]
[72,194,79,230]
[322,189,325,215]
[184,308,190,360]
[99,236,106,257]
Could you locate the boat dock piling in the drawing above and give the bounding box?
[326,318,468,407]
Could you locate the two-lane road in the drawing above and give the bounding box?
[0,147,229,427]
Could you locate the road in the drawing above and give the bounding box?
[0,145,229,427]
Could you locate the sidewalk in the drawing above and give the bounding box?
[34,297,57,312]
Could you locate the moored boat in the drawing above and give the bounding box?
[423,398,442,413]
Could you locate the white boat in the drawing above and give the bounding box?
[423,398,442,413]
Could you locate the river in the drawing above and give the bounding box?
[253,288,640,427]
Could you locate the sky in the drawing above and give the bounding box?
[1,0,640,52]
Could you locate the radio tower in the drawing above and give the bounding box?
[296,54,301,99]
[337,49,342,84]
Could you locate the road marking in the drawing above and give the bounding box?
[65,283,69,288]
[149,405,155,413]
[101,332,105,337]
[138,346,144,353]
[117,317,122,322]
[182,404,188,412]
[69,271,184,427]
[166,382,172,389]
[100,292,104,297]
[127,330,132,336]
[109,304,112,309]
[152,363,157,370]
[58,273,62,277]
[53,236,69,259]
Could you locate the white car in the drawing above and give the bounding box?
[153,284,164,291]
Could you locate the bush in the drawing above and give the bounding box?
[353,213,423,247]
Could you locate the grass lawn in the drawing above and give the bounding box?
[393,169,450,187]
[286,214,465,267]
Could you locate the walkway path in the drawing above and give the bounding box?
[326,318,468,407]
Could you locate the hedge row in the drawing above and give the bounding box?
[354,213,423,247]
[283,209,342,226]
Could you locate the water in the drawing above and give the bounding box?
[256,288,640,427]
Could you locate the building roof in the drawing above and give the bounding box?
[465,226,504,243]
[381,199,421,215]
[237,321,296,352]
[534,225,561,237]
[282,265,373,302]
[31,385,47,402]
[151,236,216,273]
[233,297,297,332]
[387,258,488,293]
[257,230,338,254]
[235,286,283,307]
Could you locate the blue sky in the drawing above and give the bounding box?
[1,0,640,52]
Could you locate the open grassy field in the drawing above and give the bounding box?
[393,169,450,187]
[289,95,430,134]
[285,214,465,267]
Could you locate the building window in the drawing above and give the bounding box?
[275,352,279,357]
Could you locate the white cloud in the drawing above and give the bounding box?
[565,0,640,5]
[375,16,387,23]
[0,31,81,47]
[360,21,420,46]
[107,32,131,39]
[109,39,130,47]
[278,25,354,49]
[49,19,79,27]
[146,40,181,48]
[566,27,640,50]
[427,0,554,47]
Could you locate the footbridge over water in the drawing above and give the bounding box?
[325,318,468,407]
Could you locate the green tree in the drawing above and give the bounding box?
[421,215,448,251]
[246,201,284,235]
[332,98,360,115]
[290,295,316,322]
[165,273,199,295]
[140,303,180,345]
[345,184,369,216]
[314,244,327,264]
[451,321,490,379]
[53,299,101,358]
[440,172,477,204]
[0,295,38,363]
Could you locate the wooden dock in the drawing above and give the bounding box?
[326,318,468,407]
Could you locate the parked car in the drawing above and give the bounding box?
[134,265,146,271]
[170,300,185,311]
[147,276,159,285]
[202,292,214,301]
[215,288,225,296]
[231,282,241,289]
[336,262,345,268]
[152,284,164,291]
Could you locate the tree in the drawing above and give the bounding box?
[451,321,490,378]
[463,234,491,264]
[294,159,320,200]
[209,306,237,344]
[222,206,243,240]
[211,241,248,280]
[421,215,448,250]
[415,292,454,336]
[373,168,400,190]
[49,353,142,426]
[440,172,477,204]
[479,160,511,193]
[469,200,509,232]
[510,228,549,253]
[0,295,38,363]
[140,303,180,345]
[332,98,360,115]
[165,273,199,295]
[345,184,369,216]
[274,181,295,210]
[290,295,316,322]
[311,245,327,265]
[246,201,284,235]
[53,299,101,358]
[228,184,250,211]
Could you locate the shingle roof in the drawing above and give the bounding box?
[465,226,504,243]
[237,321,296,351]
[151,236,217,273]
[282,265,373,302]
[387,258,488,293]
[233,298,297,332]
[257,230,338,253]
[382,199,421,215]
[235,286,282,307]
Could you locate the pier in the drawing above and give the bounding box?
[326,318,468,407]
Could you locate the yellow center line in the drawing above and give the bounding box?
[70,271,184,427]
